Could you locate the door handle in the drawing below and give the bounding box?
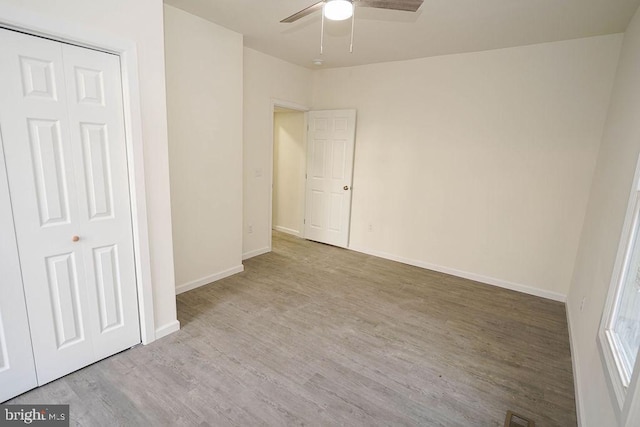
[72,235,80,242]
[343,185,349,191]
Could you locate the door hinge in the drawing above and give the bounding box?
[304,219,306,224]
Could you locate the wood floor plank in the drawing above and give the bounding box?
[8,231,577,426]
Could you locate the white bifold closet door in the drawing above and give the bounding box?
[0,28,140,394]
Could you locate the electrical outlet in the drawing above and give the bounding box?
[368,224,373,232]
[580,297,586,312]
[248,224,253,234]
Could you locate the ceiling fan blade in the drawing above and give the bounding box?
[356,0,423,12]
[281,1,325,23]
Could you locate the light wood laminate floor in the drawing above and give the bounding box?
[8,231,576,426]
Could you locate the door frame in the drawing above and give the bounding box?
[0,9,156,344]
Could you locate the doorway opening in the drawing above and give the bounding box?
[269,102,357,252]
[270,101,308,252]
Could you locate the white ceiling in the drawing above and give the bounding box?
[164,0,640,69]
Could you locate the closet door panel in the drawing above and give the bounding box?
[0,137,38,402]
[62,43,140,360]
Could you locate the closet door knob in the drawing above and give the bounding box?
[72,235,80,242]
[343,185,349,191]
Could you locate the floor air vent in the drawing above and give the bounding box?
[504,410,535,427]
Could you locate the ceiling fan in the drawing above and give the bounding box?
[281,0,424,24]
[281,0,424,55]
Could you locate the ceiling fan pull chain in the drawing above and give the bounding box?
[350,3,355,53]
[320,4,325,54]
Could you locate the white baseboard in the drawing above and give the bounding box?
[175,265,245,295]
[242,246,270,260]
[155,319,180,340]
[273,225,302,237]
[348,245,567,302]
[566,303,584,426]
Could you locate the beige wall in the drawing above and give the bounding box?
[311,35,622,300]
[164,5,244,293]
[273,112,306,236]
[243,48,313,258]
[568,7,640,425]
[0,0,178,335]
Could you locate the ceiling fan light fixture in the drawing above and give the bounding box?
[324,0,353,21]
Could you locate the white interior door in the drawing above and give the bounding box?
[0,136,38,403]
[0,29,140,386]
[304,110,356,248]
